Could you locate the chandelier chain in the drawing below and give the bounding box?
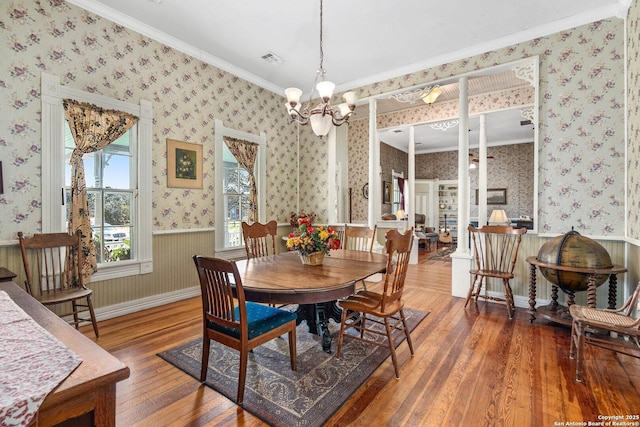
[318,0,324,74]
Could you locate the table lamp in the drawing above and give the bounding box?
[488,209,509,226]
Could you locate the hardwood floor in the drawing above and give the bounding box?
[81,248,640,426]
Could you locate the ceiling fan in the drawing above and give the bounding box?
[469,153,494,163]
[468,153,494,169]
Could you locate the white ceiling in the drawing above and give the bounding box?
[67,0,625,154]
[69,0,624,95]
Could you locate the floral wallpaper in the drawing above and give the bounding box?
[628,1,640,240]
[0,2,630,242]
[347,18,626,236]
[0,0,299,241]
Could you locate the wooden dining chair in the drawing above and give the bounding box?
[192,255,297,405]
[241,220,277,258]
[336,228,415,378]
[343,225,377,252]
[18,230,100,338]
[569,282,640,382]
[466,225,527,319]
[343,225,378,290]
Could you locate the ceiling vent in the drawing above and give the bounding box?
[261,52,283,65]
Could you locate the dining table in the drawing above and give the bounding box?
[234,249,388,352]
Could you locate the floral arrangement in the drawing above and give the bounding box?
[287,220,340,256]
[290,210,316,228]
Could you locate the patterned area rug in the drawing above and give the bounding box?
[427,246,455,261]
[157,306,428,427]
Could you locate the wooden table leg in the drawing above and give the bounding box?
[527,264,537,323]
[608,274,618,309]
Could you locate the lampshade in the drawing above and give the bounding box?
[310,113,333,136]
[343,91,358,106]
[285,87,303,105]
[396,209,406,220]
[316,80,335,101]
[488,209,509,225]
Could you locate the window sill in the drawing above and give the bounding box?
[92,259,153,282]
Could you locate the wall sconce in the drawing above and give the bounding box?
[488,209,509,226]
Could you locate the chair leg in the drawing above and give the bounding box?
[87,296,100,339]
[72,300,80,329]
[399,310,414,356]
[384,318,400,379]
[574,320,586,383]
[465,275,480,308]
[200,336,210,382]
[237,348,248,405]
[503,280,515,320]
[336,308,348,359]
[569,320,577,360]
[288,325,297,371]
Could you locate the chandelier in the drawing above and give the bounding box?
[284,0,358,136]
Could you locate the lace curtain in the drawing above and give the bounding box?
[63,99,138,281]
[224,137,259,222]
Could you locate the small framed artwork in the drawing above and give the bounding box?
[167,139,203,189]
[383,181,391,204]
[476,188,507,205]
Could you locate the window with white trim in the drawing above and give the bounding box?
[214,120,266,258]
[64,126,136,263]
[41,72,153,281]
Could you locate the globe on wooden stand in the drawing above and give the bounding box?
[526,228,627,325]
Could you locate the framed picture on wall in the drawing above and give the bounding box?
[383,181,391,204]
[476,188,507,205]
[167,139,203,189]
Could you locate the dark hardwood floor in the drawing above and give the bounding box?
[80,247,640,426]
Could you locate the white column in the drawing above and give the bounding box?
[478,114,488,227]
[368,99,380,229]
[327,126,337,224]
[408,126,419,264]
[451,76,472,299]
[456,76,470,253]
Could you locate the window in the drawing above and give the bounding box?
[214,119,266,258]
[41,72,153,281]
[64,126,136,263]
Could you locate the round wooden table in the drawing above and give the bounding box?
[525,256,627,326]
[235,250,388,352]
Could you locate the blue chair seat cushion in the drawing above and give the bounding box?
[207,302,297,340]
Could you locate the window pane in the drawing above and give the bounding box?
[103,153,131,189]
